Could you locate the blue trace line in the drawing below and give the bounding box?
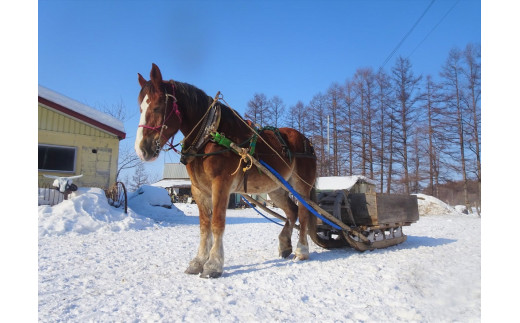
[240,195,284,227]
[259,160,342,230]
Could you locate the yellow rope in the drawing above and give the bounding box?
[231,147,254,176]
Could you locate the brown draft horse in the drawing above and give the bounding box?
[135,64,317,278]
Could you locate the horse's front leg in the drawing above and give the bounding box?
[199,178,231,278]
[185,185,213,275]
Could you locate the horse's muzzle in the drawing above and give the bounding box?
[136,136,159,162]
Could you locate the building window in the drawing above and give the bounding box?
[38,144,77,172]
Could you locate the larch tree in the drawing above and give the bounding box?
[353,68,377,178]
[422,75,444,197]
[267,95,286,128]
[308,92,329,176]
[325,83,344,176]
[463,43,481,213]
[343,80,356,176]
[246,93,269,126]
[441,48,470,210]
[391,57,422,194]
[374,69,393,192]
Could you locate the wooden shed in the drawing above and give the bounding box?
[38,85,126,189]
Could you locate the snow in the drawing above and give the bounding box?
[39,186,480,321]
[152,179,192,188]
[315,175,376,191]
[38,85,125,134]
[414,193,463,216]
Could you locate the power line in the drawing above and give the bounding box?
[380,0,437,70]
[408,0,461,59]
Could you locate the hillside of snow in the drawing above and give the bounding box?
[38,186,480,321]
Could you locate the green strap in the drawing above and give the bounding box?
[211,132,233,149]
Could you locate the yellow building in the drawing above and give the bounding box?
[38,85,126,189]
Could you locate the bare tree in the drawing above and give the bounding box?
[308,92,329,176]
[463,43,481,213]
[288,101,308,136]
[129,162,150,191]
[441,48,470,210]
[344,81,356,176]
[267,95,286,128]
[353,68,377,178]
[246,93,269,126]
[116,145,143,182]
[100,97,128,122]
[374,70,393,192]
[391,57,422,194]
[325,83,345,176]
[423,75,444,197]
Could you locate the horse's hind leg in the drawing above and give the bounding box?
[295,205,310,260]
[290,178,314,261]
[269,188,298,258]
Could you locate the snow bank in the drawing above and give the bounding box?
[414,193,463,216]
[38,186,185,237]
[128,185,173,208]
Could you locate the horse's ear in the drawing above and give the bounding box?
[150,63,163,90]
[138,73,147,88]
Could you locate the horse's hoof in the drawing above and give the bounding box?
[280,249,292,259]
[200,270,223,279]
[185,262,203,275]
[185,267,202,275]
[295,243,309,260]
[294,253,309,261]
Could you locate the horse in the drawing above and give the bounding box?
[135,63,317,278]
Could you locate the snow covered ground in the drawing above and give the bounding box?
[38,186,481,322]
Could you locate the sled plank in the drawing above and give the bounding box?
[349,193,419,226]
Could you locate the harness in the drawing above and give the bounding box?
[179,96,222,165]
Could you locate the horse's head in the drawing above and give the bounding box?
[135,63,182,161]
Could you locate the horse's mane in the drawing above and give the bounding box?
[173,80,248,126]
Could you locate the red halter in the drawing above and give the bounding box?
[138,81,182,154]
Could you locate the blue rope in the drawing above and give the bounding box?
[259,160,342,230]
[240,195,284,227]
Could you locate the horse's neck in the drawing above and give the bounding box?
[175,82,251,144]
[175,84,212,137]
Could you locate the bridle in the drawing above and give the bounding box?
[138,81,182,156]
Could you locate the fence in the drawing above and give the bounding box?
[38,185,65,206]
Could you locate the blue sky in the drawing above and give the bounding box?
[38,0,481,180]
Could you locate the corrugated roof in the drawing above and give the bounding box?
[163,163,190,179]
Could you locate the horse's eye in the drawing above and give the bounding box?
[153,107,161,113]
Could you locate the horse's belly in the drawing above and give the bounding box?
[232,170,285,194]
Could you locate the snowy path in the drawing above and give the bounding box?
[39,204,480,322]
